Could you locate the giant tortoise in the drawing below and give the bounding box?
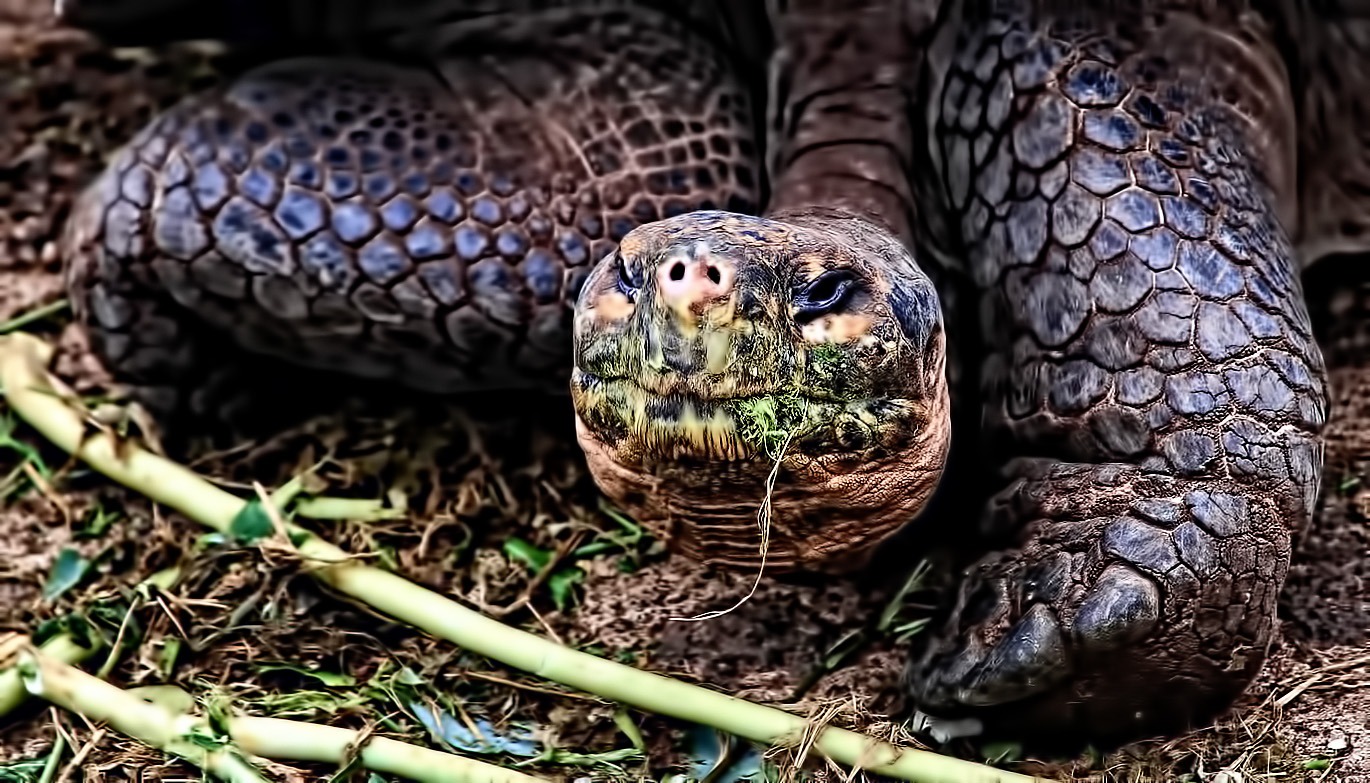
[56,0,1356,744]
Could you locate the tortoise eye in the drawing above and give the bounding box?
[795,269,857,321]
[615,254,644,297]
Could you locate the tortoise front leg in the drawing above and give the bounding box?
[907,5,1328,740]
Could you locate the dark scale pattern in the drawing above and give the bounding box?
[908,7,1330,739]
[64,7,760,402]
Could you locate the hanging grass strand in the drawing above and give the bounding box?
[0,333,1047,783]
[669,425,796,623]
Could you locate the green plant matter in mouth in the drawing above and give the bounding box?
[729,391,810,460]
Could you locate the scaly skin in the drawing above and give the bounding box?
[902,2,1327,740]
[64,5,760,414]
[570,1,952,571]
[60,0,1343,744]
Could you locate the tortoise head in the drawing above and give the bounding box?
[571,210,951,572]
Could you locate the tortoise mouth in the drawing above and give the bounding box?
[570,369,924,465]
[570,368,953,574]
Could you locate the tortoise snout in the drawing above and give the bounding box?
[655,251,735,312]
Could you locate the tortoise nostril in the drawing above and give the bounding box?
[655,254,736,308]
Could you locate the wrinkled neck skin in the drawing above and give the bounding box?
[572,1,951,574]
[765,0,926,245]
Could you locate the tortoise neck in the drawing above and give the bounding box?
[764,1,921,245]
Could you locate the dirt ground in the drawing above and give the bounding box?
[1,3,1368,782]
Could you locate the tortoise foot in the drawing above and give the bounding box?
[907,460,1299,744]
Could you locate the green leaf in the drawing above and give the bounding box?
[32,614,95,649]
[75,504,120,539]
[42,548,93,602]
[548,566,585,611]
[245,688,367,719]
[0,756,47,782]
[1304,758,1331,771]
[184,726,229,751]
[229,499,274,543]
[0,411,46,469]
[256,663,357,687]
[503,537,551,572]
[981,741,1022,766]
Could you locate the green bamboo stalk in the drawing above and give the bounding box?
[227,717,547,783]
[0,333,1046,783]
[18,649,271,783]
[20,650,547,783]
[0,634,97,718]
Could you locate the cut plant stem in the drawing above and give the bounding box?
[0,634,98,719]
[228,717,548,783]
[16,649,271,783]
[19,650,547,783]
[0,333,1048,783]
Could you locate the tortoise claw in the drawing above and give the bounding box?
[905,461,1292,744]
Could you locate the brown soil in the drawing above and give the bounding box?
[1,8,1368,783]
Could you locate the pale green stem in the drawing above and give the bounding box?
[0,299,70,336]
[18,647,548,783]
[0,333,1048,783]
[228,717,547,783]
[293,497,404,521]
[18,649,270,783]
[36,724,65,783]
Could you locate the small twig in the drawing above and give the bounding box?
[39,710,68,783]
[461,670,599,701]
[23,460,72,525]
[489,531,586,618]
[55,726,106,783]
[1274,674,1322,709]
[526,604,563,646]
[151,591,193,646]
[96,598,141,681]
